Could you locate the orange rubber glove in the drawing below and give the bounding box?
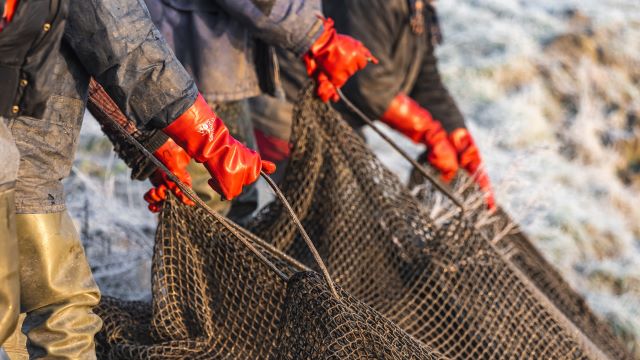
[304,17,377,102]
[163,94,276,201]
[144,139,195,213]
[381,94,459,182]
[449,128,496,210]
[0,0,19,31]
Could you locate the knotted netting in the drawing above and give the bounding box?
[409,157,632,360]
[92,85,632,359]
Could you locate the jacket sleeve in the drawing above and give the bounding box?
[213,0,324,56]
[63,0,198,130]
[329,0,407,120]
[410,43,467,132]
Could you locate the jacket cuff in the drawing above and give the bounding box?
[143,130,170,153]
[148,82,199,129]
[291,19,324,57]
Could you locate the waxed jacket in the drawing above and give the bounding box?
[0,0,68,119]
[2,0,198,213]
[145,0,323,103]
[0,0,61,192]
[280,0,466,132]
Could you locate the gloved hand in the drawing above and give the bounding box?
[449,128,496,210]
[163,94,276,200]
[0,0,19,31]
[381,93,459,182]
[144,139,195,213]
[304,17,377,102]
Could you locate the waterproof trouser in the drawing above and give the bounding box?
[0,118,20,347]
[0,188,19,347]
[2,315,26,360]
[248,95,295,185]
[3,211,102,360]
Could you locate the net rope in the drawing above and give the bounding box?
[92,84,632,359]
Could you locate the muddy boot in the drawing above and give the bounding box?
[15,211,102,359]
[0,188,19,345]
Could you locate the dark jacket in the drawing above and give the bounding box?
[280,0,466,132]
[0,0,68,119]
[145,0,324,103]
[1,0,198,213]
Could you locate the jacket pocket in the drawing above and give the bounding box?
[9,95,84,189]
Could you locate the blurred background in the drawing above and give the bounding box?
[67,0,640,356]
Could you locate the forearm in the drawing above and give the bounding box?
[64,0,198,129]
[87,79,164,180]
[410,50,466,133]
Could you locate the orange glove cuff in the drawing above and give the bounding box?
[163,94,275,200]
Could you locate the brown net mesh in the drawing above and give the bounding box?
[409,160,631,360]
[95,194,444,359]
[93,85,632,359]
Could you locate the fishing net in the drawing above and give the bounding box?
[91,85,632,359]
[409,157,632,360]
[95,195,444,359]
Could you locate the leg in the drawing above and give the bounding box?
[0,119,20,346]
[249,95,294,184]
[1,315,27,360]
[15,211,102,359]
[0,189,20,347]
[8,88,102,358]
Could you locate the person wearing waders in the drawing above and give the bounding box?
[0,0,338,357]
[251,0,497,209]
[135,0,376,223]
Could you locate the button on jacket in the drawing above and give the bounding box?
[2,0,199,213]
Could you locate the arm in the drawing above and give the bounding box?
[411,43,495,209]
[64,0,198,130]
[331,0,406,118]
[87,79,165,181]
[213,0,323,56]
[216,0,375,103]
[409,44,466,133]
[66,0,274,205]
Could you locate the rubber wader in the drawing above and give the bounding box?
[0,188,19,346]
[3,211,102,360]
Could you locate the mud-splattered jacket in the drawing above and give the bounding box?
[1,0,199,213]
[145,0,324,103]
[0,0,60,190]
[279,0,466,132]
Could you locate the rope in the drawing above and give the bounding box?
[262,171,339,298]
